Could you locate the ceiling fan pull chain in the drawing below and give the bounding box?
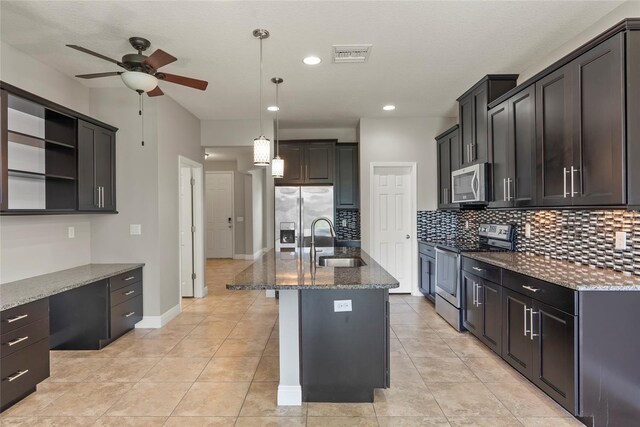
[139,91,145,146]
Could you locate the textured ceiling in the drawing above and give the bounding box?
[0,1,624,126]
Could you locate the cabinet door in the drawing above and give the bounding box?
[0,89,7,211]
[428,257,436,299]
[335,144,359,208]
[94,127,115,211]
[471,85,488,164]
[487,101,510,207]
[304,142,334,184]
[502,288,533,378]
[572,33,625,206]
[479,279,501,354]
[459,95,473,167]
[437,136,451,209]
[278,143,304,185]
[532,301,577,414]
[419,253,429,295]
[536,65,573,207]
[77,120,98,211]
[449,128,461,173]
[510,85,537,207]
[461,271,481,337]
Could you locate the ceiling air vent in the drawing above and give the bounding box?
[332,44,372,63]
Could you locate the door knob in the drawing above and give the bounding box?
[406,234,410,239]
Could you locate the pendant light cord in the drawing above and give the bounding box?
[259,36,263,136]
[275,81,279,156]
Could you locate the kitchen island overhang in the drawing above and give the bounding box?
[227,247,399,406]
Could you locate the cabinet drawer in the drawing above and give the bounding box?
[462,257,501,284]
[502,270,576,315]
[419,243,436,257]
[110,268,143,291]
[0,299,49,335]
[1,338,50,411]
[111,295,142,339]
[111,281,143,307]
[1,317,49,358]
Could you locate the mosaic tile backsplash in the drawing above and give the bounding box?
[417,209,640,276]
[336,209,361,240]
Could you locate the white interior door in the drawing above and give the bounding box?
[206,172,234,258]
[180,167,194,297]
[372,165,415,294]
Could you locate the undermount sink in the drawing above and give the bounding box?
[318,256,367,268]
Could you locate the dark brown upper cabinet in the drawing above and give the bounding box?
[457,75,518,169]
[436,125,460,209]
[78,120,116,211]
[537,33,625,207]
[276,140,335,186]
[488,85,537,208]
[335,143,359,209]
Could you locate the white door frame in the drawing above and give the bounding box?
[178,155,206,300]
[369,162,419,296]
[205,171,235,258]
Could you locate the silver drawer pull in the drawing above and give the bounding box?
[123,290,136,296]
[124,311,136,318]
[7,336,29,346]
[7,369,29,382]
[472,267,484,272]
[124,276,136,281]
[6,314,28,323]
[522,285,540,292]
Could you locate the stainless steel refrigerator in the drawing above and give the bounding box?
[275,186,334,251]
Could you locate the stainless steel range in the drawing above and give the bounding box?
[434,223,515,331]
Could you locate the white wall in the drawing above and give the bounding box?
[518,1,640,82]
[278,127,358,142]
[359,117,456,252]
[205,161,237,172]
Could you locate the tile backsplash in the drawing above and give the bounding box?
[335,209,361,240]
[417,209,640,276]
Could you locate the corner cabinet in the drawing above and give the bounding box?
[0,82,117,215]
[335,144,359,209]
[436,125,459,209]
[78,120,116,211]
[277,140,335,186]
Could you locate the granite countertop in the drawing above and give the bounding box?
[227,247,399,290]
[0,263,145,311]
[463,252,640,291]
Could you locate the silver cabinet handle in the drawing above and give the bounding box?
[124,276,136,281]
[123,290,135,296]
[96,187,100,207]
[503,178,507,202]
[7,369,29,382]
[530,310,539,340]
[472,282,477,306]
[571,166,580,197]
[522,285,539,292]
[101,186,105,208]
[471,143,476,162]
[476,284,483,306]
[563,167,569,198]
[6,314,28,323]
[507,178,512,201]
[524,306,530,337]
[124,311,136,318]
[6,336,29,346]
[472,267,484,272]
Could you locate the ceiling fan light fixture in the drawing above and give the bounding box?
[121,71,158,92]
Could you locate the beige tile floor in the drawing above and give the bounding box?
[0,259,585,426]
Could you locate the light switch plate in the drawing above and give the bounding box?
[525,223,531,238]
[67,226,75,239]
[342,219,347,227]
[130,224,142,235]
[237,217,244,223]
[334,300,352,312]
[615,231,627,250]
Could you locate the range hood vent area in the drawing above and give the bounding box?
[332,44,372,63]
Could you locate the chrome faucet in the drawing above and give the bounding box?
[310,217,336,265]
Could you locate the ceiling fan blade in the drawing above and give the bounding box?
[66,44,125,67]
[147,86,164,97]
[75,71,123,79]
[144,49,177,70]
[156,72,208,90]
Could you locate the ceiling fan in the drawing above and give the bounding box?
[66,36,208,96]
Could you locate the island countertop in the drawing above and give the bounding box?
[463,252,640,291]
[0,263,145,311]
[227,247,399,290]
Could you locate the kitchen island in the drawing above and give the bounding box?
[227,247,399,406]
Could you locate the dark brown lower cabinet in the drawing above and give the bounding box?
[501,288,534,378]
[462,271,501,354]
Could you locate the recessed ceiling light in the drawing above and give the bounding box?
[267,106,279,112]
[383,105,396,111]
[303,56,322,65]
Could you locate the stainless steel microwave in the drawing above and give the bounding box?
[451,163,488,204]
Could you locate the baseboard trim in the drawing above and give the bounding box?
[135,303,181,329]
[277,385,302,406]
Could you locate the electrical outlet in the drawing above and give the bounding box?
[237,217,244,223]
[615,231,627,250]
[342,219,347,227]
[334,300,352,312]
[67,226,75,239]
[465,220,469,229]
[525,223,531,238]
[130,224,142,235]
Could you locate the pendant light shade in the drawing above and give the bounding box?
[271,77,284,178]
[272,156,284,178]
[253,29,270,166]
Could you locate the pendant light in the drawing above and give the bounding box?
[271,77,284,178]
[253,29,271,166]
